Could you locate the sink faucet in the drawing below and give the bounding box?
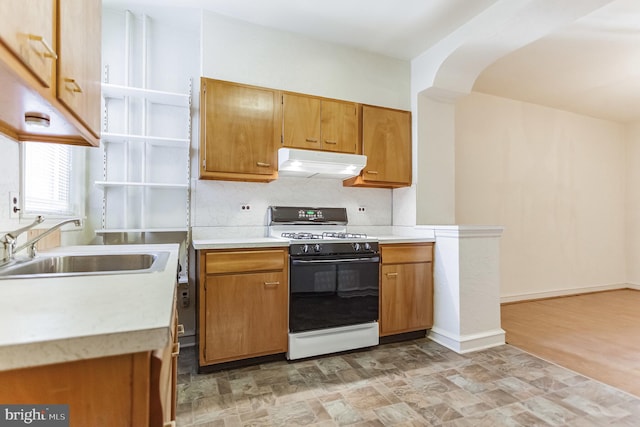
[13,218,82,258]
[1,215,45,261]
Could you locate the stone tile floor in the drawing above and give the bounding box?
[176,339,640,426]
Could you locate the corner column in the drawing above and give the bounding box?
[422,225,505,353]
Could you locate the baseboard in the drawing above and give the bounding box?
[500,283,633,304]
[428,327,505,354]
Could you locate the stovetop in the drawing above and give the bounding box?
[269,206,379,255]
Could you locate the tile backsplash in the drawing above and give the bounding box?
[192,176,392,227]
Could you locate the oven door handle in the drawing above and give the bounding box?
[291,256,380,265]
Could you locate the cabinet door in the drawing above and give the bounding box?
[201,78,278,180]
[150,304,178,427]
[0,0,55,88]
[282,93,321,150]
[321,99,358,153]
[203,271,287,364]
[379,262,433,336]
[361,105,411,185]
[57,0,102,137]
[0,352,151,426]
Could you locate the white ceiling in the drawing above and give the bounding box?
[103,0,640,123]
[473,0,640,123]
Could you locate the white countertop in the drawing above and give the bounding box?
[192,236,289,250]
[375,235,436,244]
[192,234,434,250]
[0,243,179,371]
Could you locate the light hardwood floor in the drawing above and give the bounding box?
[501,288,640,397]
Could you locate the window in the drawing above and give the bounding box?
[22,142,83,217]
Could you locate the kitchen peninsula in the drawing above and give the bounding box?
[0,244,181,426]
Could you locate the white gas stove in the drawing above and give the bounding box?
[269,206,380,360]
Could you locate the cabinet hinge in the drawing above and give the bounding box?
[281,134,284,144]
[202,159,206,170]
[281,94,284,105]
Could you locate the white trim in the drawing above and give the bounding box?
[501,283,634,303]
[428,327,505,354]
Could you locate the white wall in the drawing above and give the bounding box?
[0,136,21,234]
[627,123,640,287]
[195,11,410,229]
[201,12,410,110]
[415,94,456,225]
[455,92,627,299]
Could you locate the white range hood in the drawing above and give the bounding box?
[278,148,366,179]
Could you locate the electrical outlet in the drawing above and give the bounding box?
[9,192,19,219]
[357,206,366,213]
[240,204,251,212]
[180,289,190,308]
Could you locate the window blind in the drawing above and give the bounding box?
[23,143,73,216]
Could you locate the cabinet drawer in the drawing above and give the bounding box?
[381,243,433,264]
[205,249,286,274]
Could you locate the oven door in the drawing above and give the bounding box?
[289,253,380,333]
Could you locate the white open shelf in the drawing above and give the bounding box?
[102,83,190,107]
[99,80,192,238]
[95,181,189,189]
[101,132,190,147]
[95,227,188,234]
[99,12,192,279]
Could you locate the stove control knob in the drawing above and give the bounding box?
[353,242,361,252]
[313,244,322,253]
[364,242,372,251]
[302,244,310,254]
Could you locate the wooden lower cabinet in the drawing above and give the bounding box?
[150,304,179,427]
[199,248,288,367]
[379,243,434,336]
[0,301,179,427]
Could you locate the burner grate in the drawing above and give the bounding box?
[281,232,323,240]
[281,231,369,240]
[322,232,368,239]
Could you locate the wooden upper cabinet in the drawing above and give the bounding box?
[344,105,411,188]
[0,0,55,89]
[321,99,359,153]
[282,93,321,150]
[200,78,279,182]
[57,0,102,137]
[282,93,359,154]
[0,0,100,146]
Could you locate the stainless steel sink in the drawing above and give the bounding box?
[0,251,170,279]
